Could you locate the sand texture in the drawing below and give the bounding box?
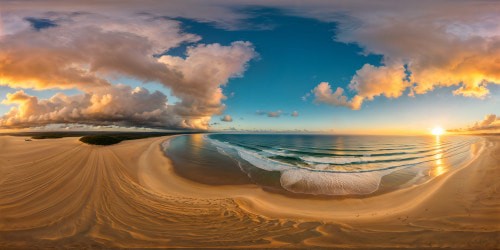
[0,135,499,249]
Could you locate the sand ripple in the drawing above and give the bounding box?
[0,138,322,248]
[0,136,499,248]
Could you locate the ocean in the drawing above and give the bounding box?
[164,134,481,197]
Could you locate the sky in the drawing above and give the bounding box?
[0,0,499,134]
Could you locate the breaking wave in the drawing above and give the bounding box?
[204,134,480,196]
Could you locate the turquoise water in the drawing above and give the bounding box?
[164,134,481,196]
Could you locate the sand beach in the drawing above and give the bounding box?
[0,135,499,248]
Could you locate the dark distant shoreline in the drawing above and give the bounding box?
[0,131,205,145]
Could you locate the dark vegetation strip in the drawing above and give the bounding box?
[0,131,204,145]
[78,133,200,145]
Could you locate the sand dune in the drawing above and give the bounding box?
[0,135,499,248]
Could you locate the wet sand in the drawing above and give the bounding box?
[0,135,499,248]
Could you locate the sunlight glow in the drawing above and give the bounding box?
[431,127,445,136]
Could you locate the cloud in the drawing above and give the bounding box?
[0,0,250,31]
[220,115,233,122]
[345,2,500,101]
[312,82,362,110]
[3,1,500,124]
[301,93,311,101]
[332,5,500,100]
[267,110,282,117]
[291,1,500,109]
[0,13,197,90]
[0,85,196,129]
[159,41,255,120]
[0,12,255,129]
[452,114,500,132]
[350,64,409,98]
[256,110,299,118]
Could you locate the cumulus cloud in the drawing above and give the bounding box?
[0,13,196,90]
[220,115,233,122]
[295,1,500,109]
[0,11,255,129]
[333,5,500,100]
[313,64,409,109]
[348,64,410,107]
[312,82,362,110]
[0,85,194,129]
[451,114,500,132]
[159,41,255,120]
[3,1,500,125]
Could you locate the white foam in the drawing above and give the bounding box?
[207,136,395,195]
[280,169,390,195]
[301,156,370,164]
[207,136,291,171]
[206,137,235,151]
[262,149,295,157]
[237,148,291,171]
[216,147,230,157]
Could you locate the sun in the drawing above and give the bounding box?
[431,126,445,136]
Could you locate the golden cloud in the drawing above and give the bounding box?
[451,114,500,132]
[0,12,255,129]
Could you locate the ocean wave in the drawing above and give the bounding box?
[207,136,291,171]
[237,148,291,171]
[205,134,480,196]
[280,169,390,195]
[261,149,295,157]
[206,136,398,195]
[300,156,370,164]
[216,147,230,157]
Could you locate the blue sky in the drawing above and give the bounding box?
[174,9,379,131]
[169,8,499,133]
[1,2,499,133]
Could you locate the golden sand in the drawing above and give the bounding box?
[0,135,499,248]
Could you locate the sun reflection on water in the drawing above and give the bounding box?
[430,136,447,177]
[190,134,204,154]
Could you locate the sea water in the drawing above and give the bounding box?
[164,134,481,196]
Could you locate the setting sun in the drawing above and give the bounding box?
[431,126,445,136]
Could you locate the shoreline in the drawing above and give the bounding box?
[0,134,498,248]
[140,135,488,220]
[161,134,487,201]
